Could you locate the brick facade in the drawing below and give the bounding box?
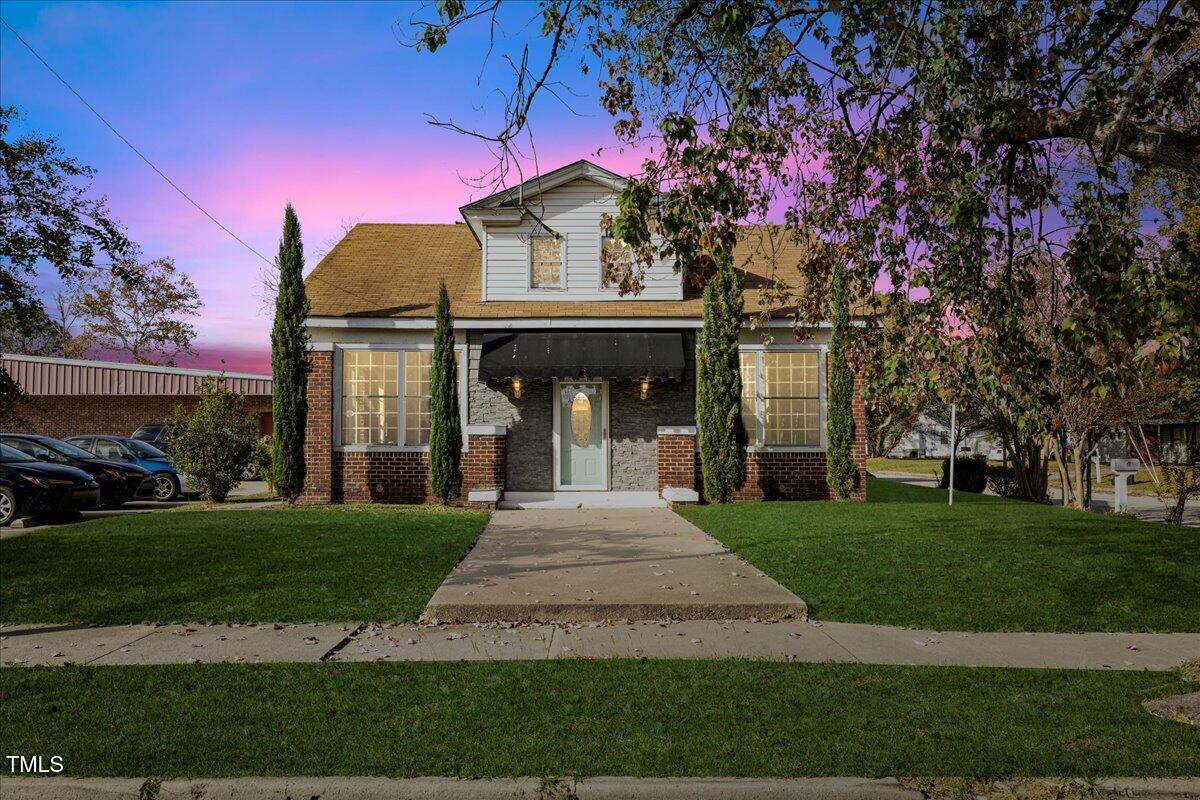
[657,434,697,494]
[334,450,431,503]
[299,350,334,505]
[463,432,506,508]
[300,347,868,506]
[11,395,272,442]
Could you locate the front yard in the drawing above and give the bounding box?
[2,660,1195,778]
[0,506,488,624]
[678,478,1200,632]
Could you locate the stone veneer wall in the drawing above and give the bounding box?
[467,331,695,492]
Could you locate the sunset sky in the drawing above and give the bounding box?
[1,1,647,373]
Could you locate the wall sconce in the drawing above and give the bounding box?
[640,377,650,400]
[512,377,524,399]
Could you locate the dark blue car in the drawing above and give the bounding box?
[65,435,193,501]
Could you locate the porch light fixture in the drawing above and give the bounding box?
[640,377,651,400]
[512,377,524,399]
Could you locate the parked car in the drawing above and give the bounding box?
[64,435,194,501]
[133,421,261,481]
[0,435,155,507]
[131,423,175,452]
[1,443,101,526]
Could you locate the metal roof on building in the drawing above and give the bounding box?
[1,354,272,397]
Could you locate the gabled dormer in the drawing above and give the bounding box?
[459,160,684,302]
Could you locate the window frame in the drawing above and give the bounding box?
[737,345,828,452]
[528,231,566,291]
[333,344,467,453]
[597,232,634,291]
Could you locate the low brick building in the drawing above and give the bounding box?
[302,159,868,509]
[2,354,273,440]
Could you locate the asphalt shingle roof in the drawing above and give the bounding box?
[305,222,839,320]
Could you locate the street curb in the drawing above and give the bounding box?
[0,777,1195,800]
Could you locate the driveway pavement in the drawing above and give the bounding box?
[422,508,808,623]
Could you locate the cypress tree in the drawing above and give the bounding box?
[270,203,310,503]
[429,282,462,503]
[826,260,858,498]
[696,254,747,502]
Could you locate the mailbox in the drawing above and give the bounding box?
[1109,458,1141,512]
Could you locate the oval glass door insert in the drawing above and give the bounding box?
[570,391,592,445]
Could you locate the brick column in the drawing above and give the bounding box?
[657,426,699,507]
[852,363,869,501]
[299,350,334,505]
[464,424,507,509]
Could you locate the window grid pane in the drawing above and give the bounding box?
[762,352,820,447]
[601,236,633,288]
[739,352,760,445]
[341,351,398,445]
[531,235,562,288]
[404,351,432,445]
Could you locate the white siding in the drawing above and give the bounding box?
[482,178,683,301]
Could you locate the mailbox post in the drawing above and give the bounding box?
[1109,458,1141,513]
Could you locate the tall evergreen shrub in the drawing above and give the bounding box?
[270,203,310,503]
[429,282,462,503]
[696,255,747,502]
[826,261,858,498]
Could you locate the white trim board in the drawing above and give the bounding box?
[307,316,851,330]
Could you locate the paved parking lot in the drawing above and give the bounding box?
[1,481,275,538]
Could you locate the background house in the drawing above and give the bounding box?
[2,353,273,439]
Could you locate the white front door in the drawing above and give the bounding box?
[554,380,608,490]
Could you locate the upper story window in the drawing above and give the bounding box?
[601,235,633,288]
[530,233,563,289]
[739,350,822,448]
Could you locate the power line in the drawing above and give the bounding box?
[1,17,276,268]
[1,16,395,313]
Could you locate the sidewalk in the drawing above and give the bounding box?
[4,619,1196,670]
[2,776,1197,800]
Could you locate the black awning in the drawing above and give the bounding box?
[478,331,686,382]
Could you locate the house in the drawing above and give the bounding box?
[301,160,868,509]
[888,413,1001,460]
[1,353,273,439]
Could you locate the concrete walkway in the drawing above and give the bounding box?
[423,508,808,622]
[3,777,1197,800]
[4,620,1196,670]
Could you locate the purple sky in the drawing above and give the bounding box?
[2,1,647,373]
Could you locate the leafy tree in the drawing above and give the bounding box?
[270,204,310,503]
[166,377,257,502]
[826,261,857,498]
[429,282,462,503]
[65,257,201,365]
[0,304,70,357]
[1,105,135,391]
[859,315,927,458]
[0,368,24,428]
[414,2,1199,484]
[696,255,747,502]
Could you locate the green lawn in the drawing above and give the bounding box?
[2,661,1195,778]
[678,478,1200,632]
[0,506,488,624]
